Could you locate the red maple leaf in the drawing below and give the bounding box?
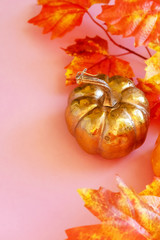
[64,36,134,85]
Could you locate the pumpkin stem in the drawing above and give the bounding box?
[76,69,118,107]
[76,68,110,90]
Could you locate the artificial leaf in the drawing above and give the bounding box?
[137,52,160,119]
[64,36,108,56]
[139,177,160,213]
[97,0,160,47]
[150,101,160,119]
[140,176,160,196]
[66,176,160,240]
[151,135,160,177]
[149,43,160,52]
[66,223,149,240]
[138,52,160,93]
[64,36,134,85]
[144,92,160,119]
[28,0,109,39]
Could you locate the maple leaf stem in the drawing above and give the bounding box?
[87,54,130,72]
[145,47,152,57]
[86,11,147,60]
[112,52,131,57]
[86,11,107,36]
[106,32,147,60]
[87,56,107,71]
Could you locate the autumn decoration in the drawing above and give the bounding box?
[65,137,160,239]
[65,70,150,159]
[152,134,160,177]
[29,0,160,238]
[29,0,160,119]
[66,175,160,240]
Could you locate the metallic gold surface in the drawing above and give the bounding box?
[65,70,150,159]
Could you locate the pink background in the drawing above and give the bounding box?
[1,0,160,239]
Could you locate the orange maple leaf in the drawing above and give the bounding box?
[97,0,160,47]
[151,135,160,177]
[137,52,160,119]
[66,176,160,240]
[64,36,134,85]
[28,0,109,39]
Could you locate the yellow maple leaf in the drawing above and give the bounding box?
[137,51,160,119]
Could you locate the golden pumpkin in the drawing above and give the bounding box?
[65,69,150,159]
